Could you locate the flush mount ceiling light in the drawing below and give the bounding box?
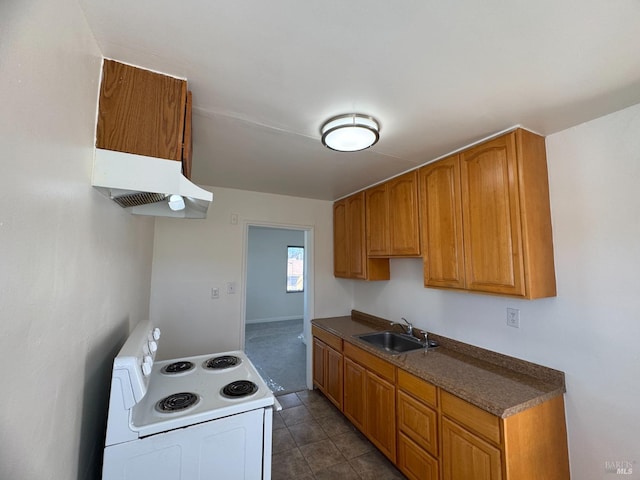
[321,114,380,152]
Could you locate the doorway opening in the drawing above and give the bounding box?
[242,225,312,395]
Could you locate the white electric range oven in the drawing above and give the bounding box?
[102,319,278,480]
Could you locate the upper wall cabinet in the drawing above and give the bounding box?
[419,155,465,290]
[419,129,556,299]
[334,192,390,281]
[366,171,421,257]
[96,59,193,179]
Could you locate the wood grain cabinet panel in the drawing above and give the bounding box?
[460,133,524,296]
[96,59,190,163]
[343,357,366,431]
[398,432,439,480]
[442,417,502,480]
[418,129,556,299]
[441,391,569,480]
[397,371,439,479]
[334,193,390,280]
[312,327,569,480]
[397,390,438,456]
[419,156,465,289]
[365,370,396,461]
[343,343,397,462]
[388,171,421,256]
[346,193,367,279]
[311,327,343,410]
[333,200,349,277]
[365,184,390,256]
[365,171,421,257]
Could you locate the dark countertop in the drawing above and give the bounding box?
[312,311,566,418]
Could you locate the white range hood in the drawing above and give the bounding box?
[92,148,213,219]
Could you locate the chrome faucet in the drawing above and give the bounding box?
[390,317,413,336]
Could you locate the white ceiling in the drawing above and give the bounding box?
[79,0,640,201]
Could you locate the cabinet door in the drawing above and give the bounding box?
[312,338,326,390]
[343,357,366,431]
[333,200,349,278]
[366,184,390,256]
[397,391,438,457]
[97,59,187,161]
[442,417,502,480]
[346,192,367,279]
[398,432,439,480]
[460,133,525,296]
[419,157,465,289]
[388,171,421,256]
[366,371,396,462]
[325,346,344,409]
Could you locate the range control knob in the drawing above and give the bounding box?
[142,356,153,376]
[152,328,161,341]
[148,340,158,353]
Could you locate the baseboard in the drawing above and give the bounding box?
[245,316,303,325]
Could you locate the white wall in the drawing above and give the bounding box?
[0,1,155,480]
[352,103,640,479]
[246,226,304,323]
[150,187,351,360]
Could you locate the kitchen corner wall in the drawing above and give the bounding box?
[150,187,352,360]
[352,103,640,480]
[0,1,155,480]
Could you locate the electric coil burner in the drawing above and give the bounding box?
[155,392,200,413]
[161,360,195,375]
[204,355,241,370]
[102,319,278,480]
[222,380,259,398]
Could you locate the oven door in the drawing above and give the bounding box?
[103,408,266,480]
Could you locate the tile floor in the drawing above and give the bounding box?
[272,389,406,480]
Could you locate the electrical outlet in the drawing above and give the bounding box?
[506,308,520,328]
[211,287,220,299]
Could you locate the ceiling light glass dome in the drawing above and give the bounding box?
[321,114,380,152]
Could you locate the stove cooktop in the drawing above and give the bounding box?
[131,350,274,437]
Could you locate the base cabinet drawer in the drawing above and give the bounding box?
[397,390,438,457]
[398,432,439,480]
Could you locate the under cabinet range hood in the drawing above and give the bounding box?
[91,148,213,219]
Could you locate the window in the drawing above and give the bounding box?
[287,246,304,293]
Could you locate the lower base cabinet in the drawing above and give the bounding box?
[343,343,397,462]
[312,330,570,480]
[311,327,343,409]
[441,417,502,480]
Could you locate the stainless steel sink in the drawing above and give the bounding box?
[355,331,425,355]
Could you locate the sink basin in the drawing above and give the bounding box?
[356,331,425,355]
